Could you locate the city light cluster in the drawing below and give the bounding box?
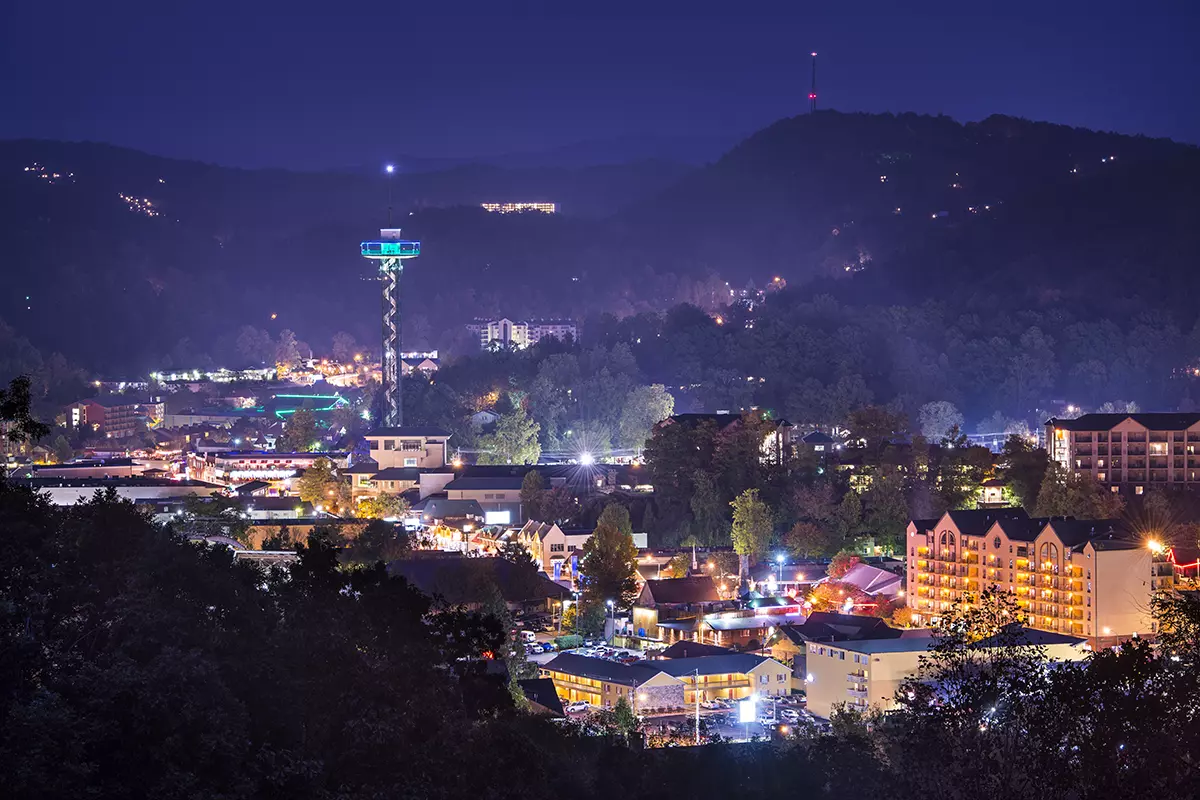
[24,163,74,184]
[118,193,160,217]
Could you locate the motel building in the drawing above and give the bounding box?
[540,652,791,711]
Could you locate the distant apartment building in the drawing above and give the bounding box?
[466,318,577,350]
[63,396,163,439]
[1045,412,1200,493]
[480,202,556,214]
[906,509,1173,648]
[363,426,451,470]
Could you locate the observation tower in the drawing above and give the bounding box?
[360,229,420,426]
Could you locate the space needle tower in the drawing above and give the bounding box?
[360,167,420,427]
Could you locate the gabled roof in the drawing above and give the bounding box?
[541,654,666,687]
[1043,518,1135,549]
[944,507,1029,536]
[909,517,940,533]
[836,563,903,595]
[343,459,380,474]
[639,576,721,606]
[776,612,902,645]
[517,678,565,717]
[801,431,835,444]
[366,426,452,438]
[231,479,270,495]
[652,653,782,677]
[658,640,735,659]
[991,516,1058,542]
[1047,412,1200,432]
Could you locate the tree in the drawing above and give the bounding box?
[331,331,358,362]
[297,457,350,512]
[846,405,907,456]
[617,384,675,452]
[235,325,274,364]
[343,519,412,565]
[690,469,725,544]
[0,375,49,445]
[999,434,1048,510]
[51,433,73,463]
[785,521,841,558]
[277,408,320,452]
[861,471,910,551]
[578,504,638,608]
[260,523,294,550]
[520,470,545,520]
[827,550,860,579]
[539,486,578,524]
[730,489,773,582]
[358,493,410,520]
[477,402,541,465]
[274,328,304,369]
[917,400,964,441]
[1034,462,1125,519]
[666,551,693,577]
[833,490,865,543]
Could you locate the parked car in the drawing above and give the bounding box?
[565,701,590,713]
[700,700,722,710]
[540,642,557,652]
[780,708,800,722]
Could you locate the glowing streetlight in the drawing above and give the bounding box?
[579,451,595,466]
[384,163,395,174]
[1147,539,1165,554]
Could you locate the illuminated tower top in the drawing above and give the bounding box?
[362,227,421,428]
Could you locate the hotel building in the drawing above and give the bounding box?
[465,318,578,350]
[1045,412,1200,492]
[906,509,1173,648]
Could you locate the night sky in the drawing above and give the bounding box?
[4,0,1197,169]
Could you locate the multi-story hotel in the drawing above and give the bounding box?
[1045,412,1200,492]
[906,509,1173,648]
[465,318,578,350]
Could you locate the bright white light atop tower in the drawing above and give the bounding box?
[385,164,395,174]
[579,452,595,466]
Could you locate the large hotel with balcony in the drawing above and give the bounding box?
[1045,412,1200,493]
[906,509,1172,649]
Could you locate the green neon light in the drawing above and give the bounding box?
[361,241,420,257]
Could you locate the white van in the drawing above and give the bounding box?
[521,630,538,644]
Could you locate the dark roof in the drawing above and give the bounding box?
[517,678,564,717]
[658,641,735,659]
[944,507,1029,536]
[343,459,380,474]
[541,654,665,687]
[777,612,903,645]
[444,476,526,491]
[909,518,940,533]
[33,457,133,471]
[639,577,721,606]
[974,627,1087,648]
[1044,518,1135,548]
[652,653,777,677]
[992,516,1057,542]
[410,497,484,519]
[366,426,452,438]
[801,431,835,444]
[372,467,422,481]
[389,556,569,603]
[1047,413,1200,432]
[232,480,270,495]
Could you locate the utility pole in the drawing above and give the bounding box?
[695,668,702,745]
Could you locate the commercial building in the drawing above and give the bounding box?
[804,629,1087,719]
[480,202,556,214]
[364,426,451,470]
[466,318,577,350]
[540,651,791,710]
[515,520,594,579]
[64,396,162,438]
[186,450,347,487]
[632,577,727,640]
[767,612,906,691]
[30,457,140,479]
[11,476,222,506]
[906,510,1172,647]
[1045,412,1200,492]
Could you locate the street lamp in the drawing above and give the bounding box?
[606,598,615,641]
[775,554,785,590]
